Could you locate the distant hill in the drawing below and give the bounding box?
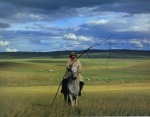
[0,49,149,58]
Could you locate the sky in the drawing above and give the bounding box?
[0,0,150,52]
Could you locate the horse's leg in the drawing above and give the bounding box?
[73,96,78,106]
[75,96,78,106]
[67,94,71,106]
[73,96,76,106]
[69,94,74,106]
[64,94,67,106]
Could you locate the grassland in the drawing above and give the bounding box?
[0,84,150,116]
[0,52,150,116]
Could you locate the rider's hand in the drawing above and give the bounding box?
[67,65,72,71]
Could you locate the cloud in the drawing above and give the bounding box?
[129,39,143,48]
[86,13,150,33]
[75,12,150,42]
[1,0,150,23]
[115,14,150,33]
[143,38,150,44]
[1,0,150,14]
[63,33,92,42]
[6,48,18,52]
[87,19,109,25]
[0,40,10,46]
[0,35,2,40]
[0,0,117,11]
[0,0,150,51]
[0,22,11,28]
[15,13,44,21]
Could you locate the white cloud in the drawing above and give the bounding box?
[87,19,109,25]
[0,40,10,46]
[6,48,18,52]
[64,33,76,40]
[111,47,120,50]
[15,13,43,21]
[85,13,150,34]
[78,35,92,41]
[129,39,143,48]
[130,39,141,45]
[115,14,150,33]
[143,38,150,44]
[63,33,92,41]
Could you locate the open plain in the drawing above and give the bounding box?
[0,51,150,116]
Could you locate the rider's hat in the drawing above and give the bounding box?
[69,52,77,57]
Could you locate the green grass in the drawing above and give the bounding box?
[0,56,150,116]
[0,57,149,86]
[0,83,150,116]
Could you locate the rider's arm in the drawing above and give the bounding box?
[77,60,82,73]
[66,60,71,71]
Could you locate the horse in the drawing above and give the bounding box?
[63,65,80,106]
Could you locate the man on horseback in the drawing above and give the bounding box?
[61,52,84,96]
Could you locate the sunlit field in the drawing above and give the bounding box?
[0,53,150,116]
[0,84,150,117]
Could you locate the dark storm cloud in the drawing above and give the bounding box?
[0,0,149,22]
[1,0,150,14]
[0,22,11,29]
[0,1,18,18]
[1,30,57,39]
[93,0,150,14]
[0,0,116,10]
[0,0,150,23]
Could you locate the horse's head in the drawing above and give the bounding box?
[71,66,78,79]
[68,65,79,98]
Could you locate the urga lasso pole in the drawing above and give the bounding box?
[51,35,112,107]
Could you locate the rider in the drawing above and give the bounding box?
[61,52,84,96]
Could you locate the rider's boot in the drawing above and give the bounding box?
[78,81,84,96]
